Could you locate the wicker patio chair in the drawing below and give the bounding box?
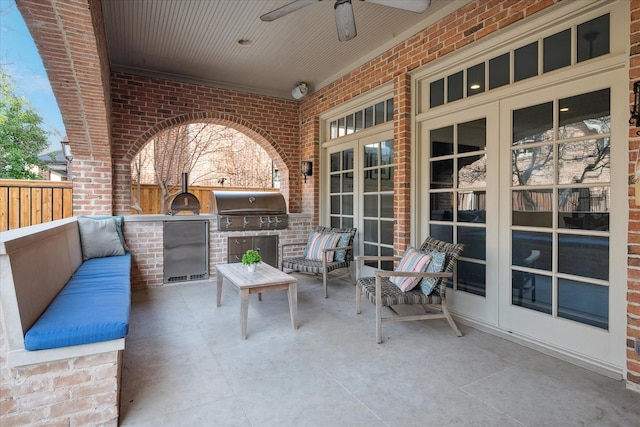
[355,236,464,343]
[281,226,357,298]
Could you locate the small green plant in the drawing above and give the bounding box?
[241,249,262,266]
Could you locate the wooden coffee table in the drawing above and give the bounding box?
[215,262,298,339]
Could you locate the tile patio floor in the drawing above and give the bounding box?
[119,273,640,426]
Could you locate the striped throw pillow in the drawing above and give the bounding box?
[390,247,433,292]
[305,232,341,263]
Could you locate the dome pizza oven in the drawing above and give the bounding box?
[169,173,200,215]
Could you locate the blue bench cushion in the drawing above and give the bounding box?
[24,253,131,351]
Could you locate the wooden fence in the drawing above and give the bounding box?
[0,180,73,231]
[1,180,279,231]
[132,184,278,214]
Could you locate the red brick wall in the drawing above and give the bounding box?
[109,74,303,214]
[298,0,561,253]
[0,348,122,426]
[628,0,640,390]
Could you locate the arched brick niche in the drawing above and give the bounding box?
[110,73,302,214]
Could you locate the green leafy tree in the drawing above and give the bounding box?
[0,70,50,179]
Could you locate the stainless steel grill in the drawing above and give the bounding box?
[169,173,200,215]
[210,191,288,231]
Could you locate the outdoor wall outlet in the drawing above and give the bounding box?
[636,339,640,355]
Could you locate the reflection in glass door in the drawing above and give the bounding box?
[428,119,488,296]
[363,139,394,270]
[329,148,354,229]
[509,88,611,329]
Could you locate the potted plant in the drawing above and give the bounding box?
[241,249,262,272]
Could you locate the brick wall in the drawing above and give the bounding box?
[109,74,302,215]
[124,215,312,289]
[628,0,640,391]
[0,346,122,426]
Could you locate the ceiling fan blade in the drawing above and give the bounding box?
[260,0,319,22]
[363,0,430,13]
[335,0,357,41]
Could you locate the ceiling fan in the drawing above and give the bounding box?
[260,0,431,42]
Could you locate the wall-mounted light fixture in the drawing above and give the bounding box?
[631,81,640,135]
[292,82,308,100]
[301,160,312,183]
[60,140,73,181]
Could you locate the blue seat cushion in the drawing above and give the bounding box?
[24,253,131,351]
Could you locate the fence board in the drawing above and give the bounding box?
[0,180,73,231]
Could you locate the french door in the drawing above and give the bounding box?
[498,71,625,368]
[325,130,394,268]
[418,104,499,325]
[418,70,625,368]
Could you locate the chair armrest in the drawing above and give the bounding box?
[354,255,399,262]
[280,242,307,250]
[375,271,453,279]
[322,245,353,254]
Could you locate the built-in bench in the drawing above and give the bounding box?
[0,216,131,425]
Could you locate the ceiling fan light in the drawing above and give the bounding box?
[335,0,357,42]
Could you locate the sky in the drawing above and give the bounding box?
[0,0,66,154]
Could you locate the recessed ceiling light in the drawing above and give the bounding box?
[560,107,569,112]
[237,39,252,46]
[470,83,481,90]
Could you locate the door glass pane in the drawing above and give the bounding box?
[512,231,552,271]
[513,102,553,145]
[511,145,554,186]
[381,140,393,165]
[559,89,610,136]
[457,261,485,296]
[558,187,609,230]
[512,271,552,314]
[543,29,571,73]
[430,78,445,108]
[512,190,553,227]
[364,169,378,192]
[458,191,486,223]
[342,172,353,192]
[342,195,353,215]
[514,41,538,82]
[430,193,453,221]
[331,195,340,214]
[331,216,341,228]
[342,217,353,228]
[364,143,378,167]
[364,219,378,242]
[330,152,340,172]
[577,14,609,63]
[381,246,394,270]
[431,126,454,157]
[447,71,463,102]
[458,119,486,153]
[458,154,486,189]
[467,63,485,96]
[364,194,378,217]
[558,234,608,280]
[380,194,393,218]
[380,167,393,191]
[381,221,394,245]
[558,139,610,184]
[558,279,608,329]
[431,159,453,189]
[330,174,340,193]
[430,224,452,243]
[458,226,486,260]
[330,121,338,139]
[343,149,354,169]
[489,52,510,89]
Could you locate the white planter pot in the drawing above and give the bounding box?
[247,264,256,272]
